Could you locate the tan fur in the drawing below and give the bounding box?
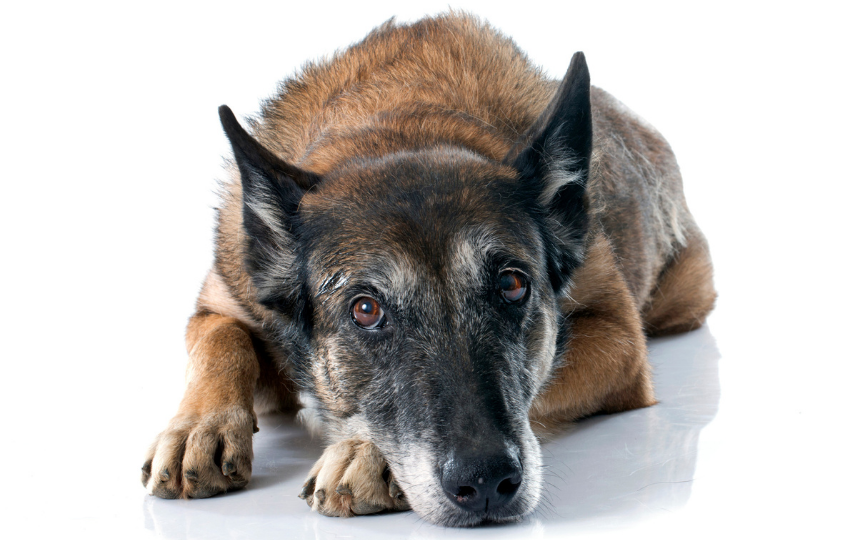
[197,271,257,330]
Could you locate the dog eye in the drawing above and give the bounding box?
[352,296,386,329]
[499,271,528,303]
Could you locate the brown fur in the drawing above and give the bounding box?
[143,12,715,515]
[643,231,717,336]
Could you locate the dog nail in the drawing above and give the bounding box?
[159,469,170,481]
[336,484,352,496]
[184,469,198,482]
[299,477,316,499]
[389,480,403,499]
[222,462,236,476]
[315,489,326,504]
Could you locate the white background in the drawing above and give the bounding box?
[1,1,858,538]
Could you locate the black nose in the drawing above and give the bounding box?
[441,450,522,514]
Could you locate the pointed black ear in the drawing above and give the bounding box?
[219,105,320,308]
[509,52,592,213]
[219,105,320,242]
[507,53,592,291]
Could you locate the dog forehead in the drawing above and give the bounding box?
[302,148,517,217]
[301,150,544,298]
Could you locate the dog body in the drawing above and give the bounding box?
[142,14,715,526]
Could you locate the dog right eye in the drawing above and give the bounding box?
[352,296,386,329]
[499,270,528,303]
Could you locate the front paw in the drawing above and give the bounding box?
[299,439,410,517]
[141,406,256,499]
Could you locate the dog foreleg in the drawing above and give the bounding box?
[141,312,260,498]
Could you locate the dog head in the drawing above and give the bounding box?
[220,52,592,526]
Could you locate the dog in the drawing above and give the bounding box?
[141,12,716,527]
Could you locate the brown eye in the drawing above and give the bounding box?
[352,296,385,329]
[499,271,528,303]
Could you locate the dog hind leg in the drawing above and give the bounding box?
[643,229,717,337]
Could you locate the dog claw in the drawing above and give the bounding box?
[389,479,404,500]
[315,489,326,504]
[222,461,236,476]
[299,476,316,499]
[335,484,352,496]
[184,469,198,482]
[159,468,170,482]
[141,460,152,486]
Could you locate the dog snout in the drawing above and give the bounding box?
[441,449,522,514]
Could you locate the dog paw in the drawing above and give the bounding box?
[299,438,410,517]
[141,406,257,499]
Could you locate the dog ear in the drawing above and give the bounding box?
[507,52,592,291]
[219,105,319,314]
[219,105,320,244]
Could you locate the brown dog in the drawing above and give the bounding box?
[141,13,715,527]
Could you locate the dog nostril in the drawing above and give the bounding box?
[454,485,477,501]
[497,477,521,496]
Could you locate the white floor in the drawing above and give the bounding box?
[2,1,857,539]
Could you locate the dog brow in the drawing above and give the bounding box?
[448,226,541,281]
[317,270,349,297]
[313,251,423,303]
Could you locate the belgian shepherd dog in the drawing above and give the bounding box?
[141,13,716,527]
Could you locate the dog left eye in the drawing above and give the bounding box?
[352,296,386,329]
[499,271,528,303]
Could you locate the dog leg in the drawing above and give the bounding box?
[531,234,656,426]
[299,439,411,517]
[141,312,260,498]
[643,229,717,337]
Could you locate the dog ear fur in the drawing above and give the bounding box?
[507,52,593,292]
[219,105,319,316]
[219,105,320,245]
